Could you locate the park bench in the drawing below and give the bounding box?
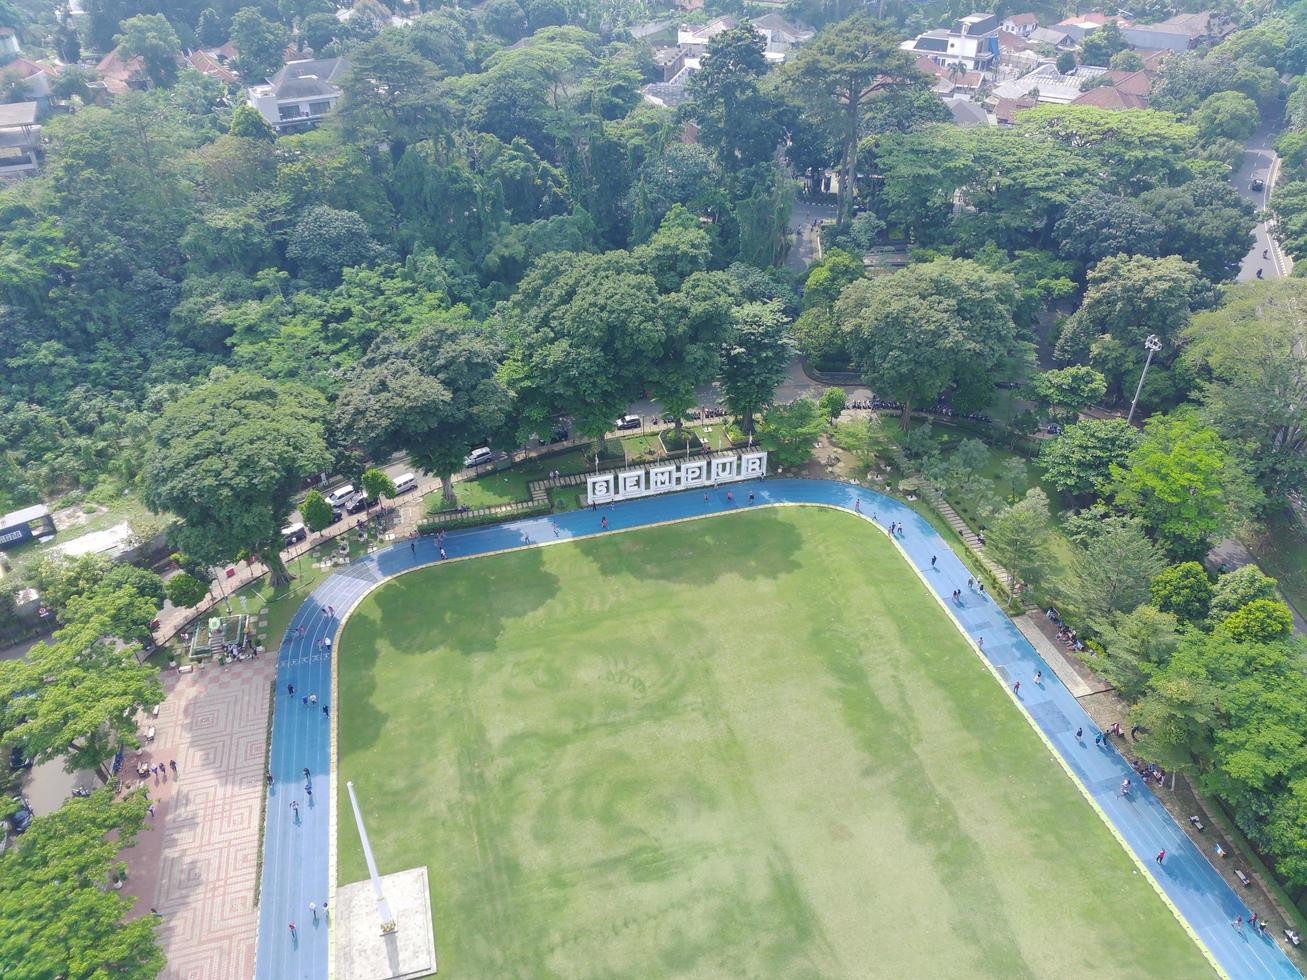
[1235,869,1252,887]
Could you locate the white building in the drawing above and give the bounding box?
[0,102,42,179]
[749,13,815,63]
[1000,12,1038,36]
[901,13,1001,73]
[247,57,349,131]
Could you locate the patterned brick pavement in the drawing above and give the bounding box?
[120,657,276,980]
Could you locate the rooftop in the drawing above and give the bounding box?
[0,101,38,127]
[0,504,50,531]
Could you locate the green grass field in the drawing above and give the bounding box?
[337,508,1211,978]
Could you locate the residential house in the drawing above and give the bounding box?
[641,68,693,109]
[996,30,1044,72]
[901,13,1002,73]
[945,97,991,126]
[1000,13,1038,36]
[1027,26,1076,49]
[1121,12,1227,52]
[630,18,675,41]
[1055,12,1124,42]
[0,101,42,178]
[0,59,53,112]
[247,57,349,131]
[186,49,239,85]
[1070,67,1156,108]
[677,16,737,68]
[990,95,1037,125]
[749,13,815,63]
[0,26,20,56]
[934,69,985,99]
[991,62,1107,104]
[94,46,151,96]
[676,0,705,12]
[651,46,685,83]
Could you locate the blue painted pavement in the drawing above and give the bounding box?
[254,478,1302,980]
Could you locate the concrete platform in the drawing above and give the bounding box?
[335,867,436,980]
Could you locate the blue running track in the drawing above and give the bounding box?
[254,478,1302,980]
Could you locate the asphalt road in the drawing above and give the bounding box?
[1235,119,1292,282]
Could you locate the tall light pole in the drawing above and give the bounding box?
[1126,334,1163,425]
[347,781,397,934]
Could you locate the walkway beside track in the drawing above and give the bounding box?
[253,479,1302,980]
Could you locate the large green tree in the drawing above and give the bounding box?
[1063,518,1165,627]
[1038,417,1140,497]
[115,14,182,89]
[0,788,162,978]
[781,15,918,225]
[719,300,793,435]
[142,372,331,587]
[1184,278,1307,493]
[1112,412,1258,560]
[985,487,1050,589]
[0,619,163,779]
[335,317,513,504]
[230,6,290,85]
[838,258,1019,428]
[761,397,825,468]
[686,25,784,172]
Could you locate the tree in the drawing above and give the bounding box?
[802,248,863,311]
[1063,518,1165,626]
[286,206,384,286]
[231,6,290,85]
[1139,177,1255,282]
[1096,604,1180,699]
[1110,49,1145,72]
[59,565,164,646]
[1029,366,1107,417]
[1183,279,1307,494]
[115,14,182,89]
[196,7,225,47]
[781,15,919,225]
[0,619,163,779]
[1056,51,1077,75]
[1112,412,1258,560]
[302,11,340,53]
[483,0,527,41]
[0,788,162,978]
[686,25,784,171]
[985,487,1050,589]
[301,489,334,534]
[719,301,793,435]
[1018,105,1195,192]
[1193,90,1259,143]
[838,258,1019,429]
[337,319,512,504]
[229,103,275,141]
[818,387,846,422]
[166,571,209,610]
[1079,21,1129,66]
[1216,597,1295,643]
[30,553,113,614]
[650,264,735,436]
[1150,562,1212,624]
[761,398,825,468]
[1209,564,1279,619]
[337,33,449,158]
[1053,192,1162,268]
[142,373,331,588]
[361,466,396,509]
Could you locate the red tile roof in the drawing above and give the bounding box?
[1071,85,1148,109]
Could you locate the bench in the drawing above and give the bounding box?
[1188,815,1204,832]
[1235,869,1252,887]
[177,664,194,674]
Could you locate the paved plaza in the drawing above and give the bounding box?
[121,657,275,980]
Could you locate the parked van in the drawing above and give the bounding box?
[281,522,307,546]
[325,484,355,508]
[393,472,417,495]
[464,447,494,468]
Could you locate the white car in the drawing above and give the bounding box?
[325,484,355,508]
[281,522,307,546]
[615,414,641,431]
[464,447,494,468]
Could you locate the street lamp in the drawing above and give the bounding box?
[1126,334,1163,424]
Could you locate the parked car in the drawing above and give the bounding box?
[5,797,32,835]
[343,491,369,514]
[280,522,307,546]
[8,746,31,772]
[548,425,569,443]
[1046,423,1064,435]
[615,414,641,431]
[325,484,356,508]
[464,446,494,468]
[1252,176,1265,192]
[393,472,417,494]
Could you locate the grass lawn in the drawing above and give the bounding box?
[337,508,1211,979]
[1244,505,1307,614]
[434,450,590,512]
